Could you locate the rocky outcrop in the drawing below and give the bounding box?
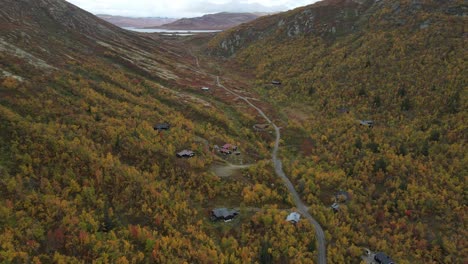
[209,0,372,56]
[208,0,463,57]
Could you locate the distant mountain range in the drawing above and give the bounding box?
[154,12,267,30]
[97,14,177,28]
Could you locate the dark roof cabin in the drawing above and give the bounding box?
[211,208,239,221]
[374,252,395,264]
[154,123,170,131]
[176,150,194,158]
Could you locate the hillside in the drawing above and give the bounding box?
[97,14,176,28]
[0,0,324,263]
[157,12,263,30]
[207,0,467,263]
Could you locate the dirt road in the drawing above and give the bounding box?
[211,161,252,178]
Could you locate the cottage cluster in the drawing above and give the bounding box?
[153,122,244,158]
[214,143,240,155]
[211,209,304,225]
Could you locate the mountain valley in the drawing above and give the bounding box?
[0,0,466,263]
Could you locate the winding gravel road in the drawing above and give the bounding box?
[216,76,327,264]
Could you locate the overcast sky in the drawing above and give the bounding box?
[65,0,317,18]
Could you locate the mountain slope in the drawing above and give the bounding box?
[157,12,263,30]
[0,0,322,263]
[209,0,466,56]
[207,0,467,263]
[97,14,176,28]
[0,0,194,81]
[209,0,370,55]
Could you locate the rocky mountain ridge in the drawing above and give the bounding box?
[97,15,177,28]
[156,12,264,30]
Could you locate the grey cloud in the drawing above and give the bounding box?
[65,0,314,18]
[184,1,288,15]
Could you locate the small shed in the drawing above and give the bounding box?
[176,150,195,158]
[154,123,170,131]
[211,208,239,221]
[331,203,340,212]
[374,252,395,264]
[359,120,374,128]
[286,212,301,223]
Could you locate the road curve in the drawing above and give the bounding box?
[216,76,327,264]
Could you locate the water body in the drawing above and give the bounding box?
[122,27,221,35]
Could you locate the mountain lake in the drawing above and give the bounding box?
[123,27,222,35]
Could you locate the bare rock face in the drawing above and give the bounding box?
[209,0,369,56]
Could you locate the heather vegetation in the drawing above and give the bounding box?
[0,56,314,262]
[0,0,466,263]
[208,0,467,263]
[0,0,319,262]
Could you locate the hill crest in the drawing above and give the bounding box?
[156,12,264,30]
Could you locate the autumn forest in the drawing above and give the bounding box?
[0,0,466,263]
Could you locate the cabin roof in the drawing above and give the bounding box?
[359,120,374,126]
[212,208,239,218]
[177,150,194,156]
[154,123,170,130]
[286,212,301,223]
[374,252,395,264]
